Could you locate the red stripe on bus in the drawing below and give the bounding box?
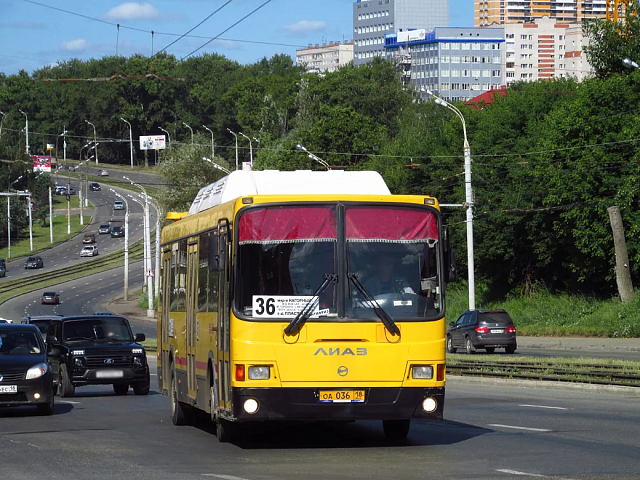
[174,356,209,371]
[174,356,187,366]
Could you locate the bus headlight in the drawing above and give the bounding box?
[412,365,434,379]
[244,398,259,414]
[422,397,437,412]
[248,366,270,380]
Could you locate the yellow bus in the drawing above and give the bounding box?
[158,170,454,441]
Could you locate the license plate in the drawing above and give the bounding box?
[96,370,124,379]
[492,329,504,334]
[0,385,17,394]
[318,390,365,403]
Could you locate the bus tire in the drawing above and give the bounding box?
[170,369,186,426]
[383,419,410,439]
[209,382,217,423]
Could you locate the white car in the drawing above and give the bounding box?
[80,245,99,257]
[98,169,109,177]
[114,200,125,210]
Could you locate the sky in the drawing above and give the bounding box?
[0,0,475,75]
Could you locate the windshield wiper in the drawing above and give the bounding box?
[284,274,337,336]
[348,273,401,337]
[66,336,95,342]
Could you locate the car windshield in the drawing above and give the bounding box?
[62,318,133,344]
[0,329,42,355]
[100,224,109,228]
[236,206,338,319]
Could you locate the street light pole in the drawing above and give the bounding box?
[203,157,232,175]
[55,128,67,168]
[63,125,67,163]
[0,111,6,139]
[85,120,98,164]
[120,118,134,168]
[295,144,330,170]
[159,127,170,145]
[227,128,238,170]
[183,122,194,144]
[18,109,28,155]
[28,194,33,251]
[424,88,475,311]
[49,186,53,243]
[203,125,215,158]
[111,189,130,301]
[240,132,253,165]
[147,195,163,301]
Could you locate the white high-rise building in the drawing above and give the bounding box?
[296,42,354,74]
[353,0,449,65]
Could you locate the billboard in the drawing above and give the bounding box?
[32,155,52,173]
[139,135,166,150]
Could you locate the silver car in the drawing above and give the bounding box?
[80,245,99,257]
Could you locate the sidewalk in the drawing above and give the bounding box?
[104,295,640,353]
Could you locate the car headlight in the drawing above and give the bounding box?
[74,357,85,367]
[26,363,48,379]
[412,365,434,379]
[248,366,270,380]
[133,356,144,367]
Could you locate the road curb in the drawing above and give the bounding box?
[446,374,640,396]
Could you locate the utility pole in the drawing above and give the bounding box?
[49,186,53,243]
[607,206,635,303]
[28,194,33,251]
[7,196,10,258]
[67,181,71,235]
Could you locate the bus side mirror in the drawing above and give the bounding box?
[208,234,225,272]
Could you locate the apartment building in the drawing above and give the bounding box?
[353,0,449,65]
[296,42,355,73]
[475,0,608,28]
[384,27,505,101]
[491,16,592,86]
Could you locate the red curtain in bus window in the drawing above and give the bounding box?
[239,207,337,244]
[346,207,438,242]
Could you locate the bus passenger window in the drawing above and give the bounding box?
[170,250,178,311]
[198,234,209,312]
[177,240,187,312]
[208,233,219,313]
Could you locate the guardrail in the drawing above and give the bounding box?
[447,359,640,387]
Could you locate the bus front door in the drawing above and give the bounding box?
[160,251,172,393]
[186,243,199,399]
[217,223,232,414]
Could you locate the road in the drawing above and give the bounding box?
[1,364,639,479]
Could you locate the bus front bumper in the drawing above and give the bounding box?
[232,387,445,422]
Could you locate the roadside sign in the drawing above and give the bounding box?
[145,268,154,278]
[46,144,54,150]
[139,135,166,150]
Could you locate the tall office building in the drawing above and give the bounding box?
[353,0,449,65]
[475,0,607,27]
[296,42,355,74]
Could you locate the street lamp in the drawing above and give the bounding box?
[159,127,171,145]
[110,189,130,301]
[203,125,215,158]
[623,58,639,69]
[124,175,154,318]
[85,120,98,164]
[120,117,134,168]
[227,128,238,170]
[423,87,476,311]
[183,122,194,144]
[239,132,253,165]
[18,109,28,154]
[295,144,330,170]
[55,128,67,171]
[146,195,163,301]
[0,111,6,139]
[203,157,232,175]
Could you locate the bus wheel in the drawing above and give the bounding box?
[209,382,218,423]
[170,370,186,426]
[217,418,234,443]
[383,419,410,439]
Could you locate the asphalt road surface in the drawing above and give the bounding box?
[1,366,639,480]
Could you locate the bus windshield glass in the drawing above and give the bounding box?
[345,206,442,320]
[236,206,338,319]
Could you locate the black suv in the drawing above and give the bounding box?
[45,315,150,397]
[25,255,44,269]
[447,309,517,354]
[110,226,124,238]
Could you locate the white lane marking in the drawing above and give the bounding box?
[496,469,545,477]
[489,424,552,432]
[112,274,117,277]
[58,400,82,404]
[519,404,568,410]
[72,286,76,289]
[201,475,250,480]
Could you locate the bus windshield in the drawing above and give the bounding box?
[236,206,338,319]
[235,204,442,321]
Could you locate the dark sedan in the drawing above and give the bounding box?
[24,255,44,269]
[0,324,55,415]
[41,292,60,305]
[110,226,124,238]
[89,182,101,191]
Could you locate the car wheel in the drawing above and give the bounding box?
[37,395,54,416]
[465,337,475,355]
[505,345,516,354]
[170,369,187,426]
[59,365,75,398]
[133,377,150,395]
[383,419,411,439]
[485,347,495,354]
[446,335,456,354]
[113,384,129,395]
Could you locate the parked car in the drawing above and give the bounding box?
[83,233,96,244]
[110,226,124,238]
[41,291,60,305]
[25,255,44,269]
[22,315,64,342]
[113,200,125,210]
[98,223,111,234]
[89,182,101,191]
[447,309,517,354]
[45,315,150,397]
[0,324,55,415]
[80,245,99,257]
[98,170,109,177]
